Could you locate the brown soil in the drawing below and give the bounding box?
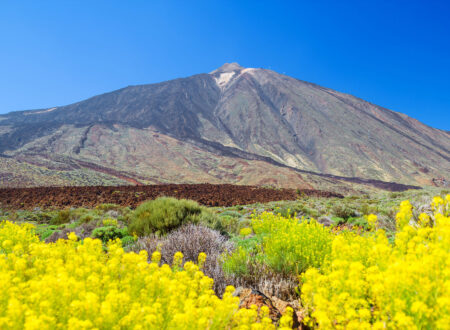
[0,184,342,210]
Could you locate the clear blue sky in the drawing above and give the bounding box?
[0,0,449,130]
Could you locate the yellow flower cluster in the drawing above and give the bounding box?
[251,212,333,274]
[301,195,450,329]
[0,221,293,329]
[366,214,378,231]
[232,305,293,330]
[239,227,253,237]
[432,195,450,216]
[395,200,413,229]
[102,218,118,226]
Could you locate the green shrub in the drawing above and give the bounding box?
[307,208,320,218]
[223,246,255,276]
[79,213,99,224]
[28,212,54,224]
[41,228,59,241]
[196,209,222,231]
[91,226,128,243]
[34,224,60,240]
[222,233,262,276]
[214,215,251,236]
[331,204,356,220]
[118,207,133,223]
[13,210,54,224]
[379,206,398,220]
[331,216,345,225]
[359,203,370,216]
[347,217,369,229]
[49,208,93,225]
[389,192,401,198]
[50,210,71,225]
[120,235,137,248]
[129,197,204,236]
[66,222,79,229]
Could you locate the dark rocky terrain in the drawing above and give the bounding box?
[0,184,343,210]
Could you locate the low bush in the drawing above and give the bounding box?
[114,207,133,225]
[223,235,261,277]
[79,212,99,224]
[213,215,251,236]
[21,211,54,224]
[120,235,137,249]
[195,209,224,232]
[34,224,60,240]
[359,202,370,215]
[91,226,128,243]
[50,209,71,225]
[302,206,319,218]
[40,229,58,240]
[347,216,369,229]
[129,197,209,236]
[331,203,356,220]
[389,191,401,198]
[135,224,233,294]
[222,233,300,300]
[331,216,345,225]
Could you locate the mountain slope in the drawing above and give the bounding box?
[0,63,448,190]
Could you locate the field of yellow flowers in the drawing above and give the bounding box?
[0,194,448,329]
[300,196,450,329]
[0,220,293,329]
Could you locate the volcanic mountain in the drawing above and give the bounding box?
[0,63,448,192]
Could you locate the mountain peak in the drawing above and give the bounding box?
[210,62,244,74]
[1,63,448,190]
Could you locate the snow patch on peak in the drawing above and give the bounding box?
[214,72,236,89]
[212,67,258,90]
[241,68,256,74]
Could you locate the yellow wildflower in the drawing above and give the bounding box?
[239,227,253,237]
